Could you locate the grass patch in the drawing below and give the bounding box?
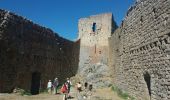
[111,85,135,100]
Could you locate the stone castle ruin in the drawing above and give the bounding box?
[0,9,80,94]
[77,13,117,87]
[0,0,170,99]
[109,0,170,99]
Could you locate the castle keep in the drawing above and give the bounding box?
[0,0,170,99]
[78,13,113,67]
[77,13,117,87]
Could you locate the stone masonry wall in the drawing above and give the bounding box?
[0,9,80,93]
[78,13,117,88]
[78,13,113,71]
[109,0,170,100]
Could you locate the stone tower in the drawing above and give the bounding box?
[77,13,117,87]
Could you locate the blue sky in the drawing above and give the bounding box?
[0,0,135,41]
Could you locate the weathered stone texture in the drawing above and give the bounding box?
[109,0,170,99]
[1,0,170,99]
[78,13,117,88]
[0,9,80,93]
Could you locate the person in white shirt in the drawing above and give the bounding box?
[47,80,52,94]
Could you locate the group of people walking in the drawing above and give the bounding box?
[75,82,93,99]
[60,78,72,99]
[47,78,72,96]
[75,82,93,92]
[47,77,59,94]
[47,77,93,100]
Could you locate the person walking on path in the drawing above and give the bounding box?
[61,82,68,100]
[89,84,93,91]
[84,82,88,93]
[47,80,52,94]
[76,82,82,93]
[66,78,72,98]
[53,77,59,94]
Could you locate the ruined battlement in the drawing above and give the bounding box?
[78,13,113,46]
[0,9,58,39]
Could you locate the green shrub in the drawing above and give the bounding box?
[111,85,135,100]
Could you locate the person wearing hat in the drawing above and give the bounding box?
[53,77,59,94]
[47,80,52,94]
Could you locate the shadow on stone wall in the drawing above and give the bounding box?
[0,9,80,93]
[109,0,170,99]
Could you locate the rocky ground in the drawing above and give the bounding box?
[0,87,123,100]
[77,63,113,88]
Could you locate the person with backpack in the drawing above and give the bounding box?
[61,82,68,100]
[53,77,59,94]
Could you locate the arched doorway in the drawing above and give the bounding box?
[144,72,151,98]
[31,72,41,95]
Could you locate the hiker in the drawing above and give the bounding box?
[89,84,93,91]
[76,82,82,92]
[61,82,68,100]
[53,77,59,94]
[47,80,52,94]
[66,78,72,98]
[84,82,88,90]
[86,83,93,97]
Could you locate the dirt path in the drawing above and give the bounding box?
[73,88,123,100]
[0,87,123,100]
[0,93,63,100]
[92,88,123,100]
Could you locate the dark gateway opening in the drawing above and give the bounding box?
[144,72,151,97]
[31,72,41,95]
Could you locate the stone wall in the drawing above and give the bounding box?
[109,0,170,100]
[0,9,80,93]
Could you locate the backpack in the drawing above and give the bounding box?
[60,84,67,93]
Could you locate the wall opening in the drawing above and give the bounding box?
[140,16,143,23]
[31,72,41,95]
[94,44,96,53]
[152,8,156,14]
[92,23,96,32]
[144,72,151,97]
